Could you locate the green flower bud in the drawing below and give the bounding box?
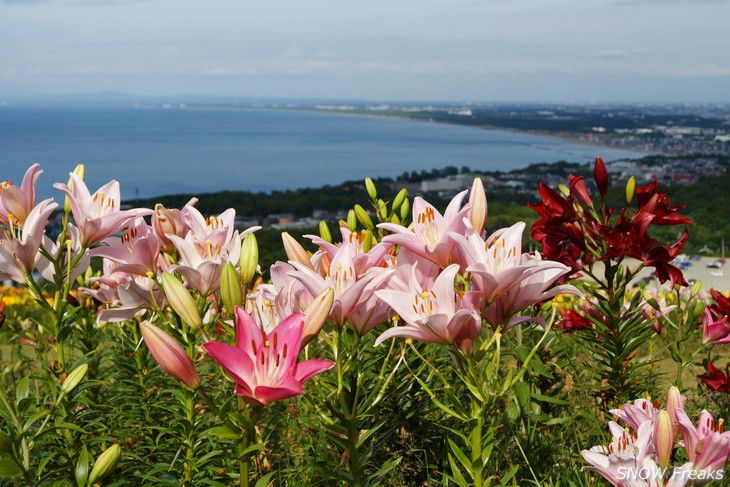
[354,204,374,230]
[364,177,377,200]
[626,176,636,205]
[558,184,570,197]
[392,188,408,211]
[161,273,203,329]
[220,262,242,315]
[238,233,259,284]
[399,197,410,221]
[88,444,121,485]
[318,220,332,243]
[61,363,88,395]
[346,210,357,231]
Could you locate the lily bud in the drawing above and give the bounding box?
[691,280,703,296]
[399,197,410,221]
[63,164,85,214]
[594,157,609,199]
[467,177,487,235]
[362,230,373,253]
[665,386,685,434]
[392,188,408,212]
[354,204,374,230]
[558,184,570,197]
[239,233,259,284]
[364,177,377,200]
[220,262,242,315]
[282,232,312,269]
[626,176,636,206]
[161,273,203,329]
[61,363,88,395]
[140,321,201,389]
[302,288,334,346]
[346,210,357,231]
[88,444,121,485]
[318,220,332,243]
[654,411,673,467]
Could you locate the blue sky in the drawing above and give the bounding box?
[1,0,729,102]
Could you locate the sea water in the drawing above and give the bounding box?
[0,106,645,200]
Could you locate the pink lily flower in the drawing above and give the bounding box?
[378,191,470,268]
[97,276,166,324]
[287,244,393,333]
[90,218,167,277]
[54,173,152,247]
[374,264,481,349]
[0,163,43,228]
[203,308,333,405]
[167,207,259,296]
[152,199,197,254]
[675,408,730,473]
[36,224,91,284]
[306,224,394,276]
[610,398,662,432]
[582,421,689,486]
[700,308,730,345]
[0,199,58,283]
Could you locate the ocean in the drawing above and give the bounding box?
[0,106,645,201]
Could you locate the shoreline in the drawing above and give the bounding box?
[180,104,653,161]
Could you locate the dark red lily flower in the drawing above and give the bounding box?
[699,362,730,393]
[709,289,730,319]
[529,157,691,286]
[643,229,689,287]
[557,308,592,333]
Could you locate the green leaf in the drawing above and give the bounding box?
[238,442,266,459]
[254,471,276,487]
[15,377,29,405]
[23,410,50,432]
[0,459,23,478]
[530,393,569,406]
[205,426,240,440]
[447,454,469,486]
[448,439,471,473]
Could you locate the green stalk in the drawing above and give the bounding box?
[470,400,484,487]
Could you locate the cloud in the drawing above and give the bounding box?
[670,64,730,76]
[202,67,238,75]
[595,48,642,59]
[280,45,303,58]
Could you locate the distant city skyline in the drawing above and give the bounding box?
[1,0,729,103]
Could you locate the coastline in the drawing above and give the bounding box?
[180,104,653,161]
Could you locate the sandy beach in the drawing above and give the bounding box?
[634,256,730,292]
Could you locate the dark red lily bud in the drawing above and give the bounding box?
[594,157,608,199]
[568,175,593,207]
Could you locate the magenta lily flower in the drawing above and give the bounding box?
[0,163,43,228]
[374,264,481,349]
[378,191,470,268]
[700,308,730,345]
[203,308,333,405]
[54,173,152,247]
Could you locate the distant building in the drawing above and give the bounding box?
[421,174,472,192]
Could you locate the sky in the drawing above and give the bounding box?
[1,0,729,103]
